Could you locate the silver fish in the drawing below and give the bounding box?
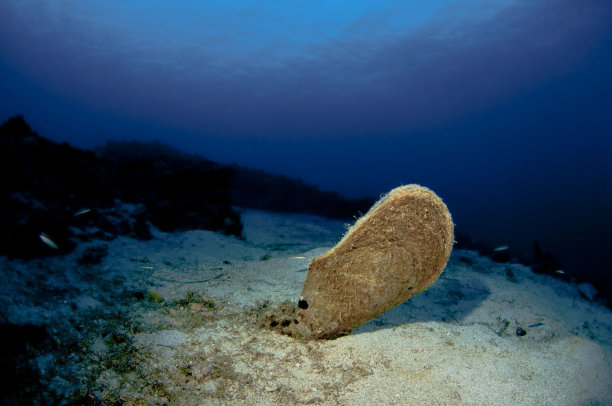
[73,208,91,217]
[39,232,59,249]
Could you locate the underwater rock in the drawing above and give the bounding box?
[0,323,48,404]
[284,184,454,339]
[77,244,110,266]
[0,115,243,258]
[578,283,598,302]
[531,242,564,276]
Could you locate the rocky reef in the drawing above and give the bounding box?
[0,115,372,259]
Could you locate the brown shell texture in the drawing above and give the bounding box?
[284,184,454,339]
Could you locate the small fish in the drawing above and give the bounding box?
[39,232,59,249]
[555,269,565,274]
[528,322,544,328]
[494,245,509,252]
[139,266,154,270]
[289,255,308,259]
[73,208,91,217]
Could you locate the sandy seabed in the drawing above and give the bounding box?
[1,209,611,405]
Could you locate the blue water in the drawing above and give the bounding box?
[1,0,611,291]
